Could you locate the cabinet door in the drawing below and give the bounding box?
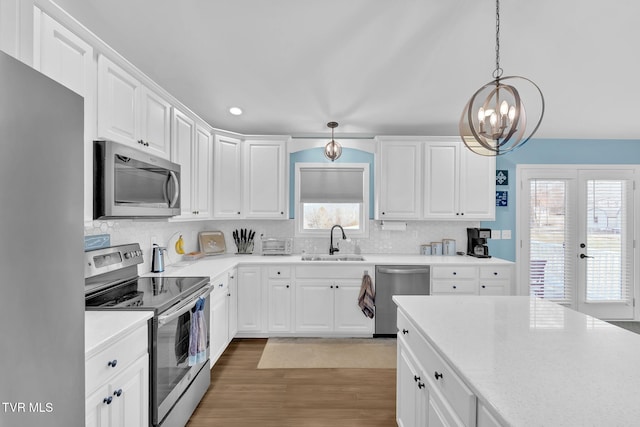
[109,354,149,427]
[295,281,333,333]
[237,267,263,332]
[194,125,213,217]
[213,135,242,218]
[85,383,110,427]
[333,280,374,334]
[378,140,422,219]
[33,9,96,223]
[228,269,238,339]
[210,289,229,365]
[459,148,495,219]
[97,55,141,146]
[140,87,171,159]
[268,280,292,332]
[243,139,287,219]
[423,141,460,219]
[35,10,93,97]
[397,339,420,427]
[171,109,195,217]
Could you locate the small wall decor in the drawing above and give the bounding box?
[496,170,509,185]
[496,191,508,207]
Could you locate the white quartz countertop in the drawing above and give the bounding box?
[145,253,512,281]
[85,311,153,359]
[393,295,640,426]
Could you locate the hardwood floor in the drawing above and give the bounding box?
[186,339,397,427]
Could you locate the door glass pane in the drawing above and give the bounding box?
[585,180,630,302]
[529,179,574,302]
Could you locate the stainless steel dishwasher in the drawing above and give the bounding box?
[375,265,430,336]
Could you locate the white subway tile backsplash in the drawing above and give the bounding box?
[85,219,478,273]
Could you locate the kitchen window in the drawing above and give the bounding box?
[294,163,369,237]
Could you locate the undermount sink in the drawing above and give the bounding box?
[301,254,365,262]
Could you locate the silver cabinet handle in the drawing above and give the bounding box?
[377,267,429,275]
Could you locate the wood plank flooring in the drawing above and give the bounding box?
[186,338,397,427]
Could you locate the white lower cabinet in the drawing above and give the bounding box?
[236,264,374,337]
[397,311,476,427]
[431,265,513,296]
[237,266,264,333]
[85,322,149,427]
[210,275,229,366]
[295,280,334,333]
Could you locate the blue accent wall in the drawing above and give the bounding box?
[481,138,640,261]
[289,147,375,219]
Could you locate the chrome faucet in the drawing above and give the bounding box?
[329,225,347,255]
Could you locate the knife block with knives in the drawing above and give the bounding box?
[233,228,255,254]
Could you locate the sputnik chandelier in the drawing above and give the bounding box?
[460,0,545,156]
[324,121,342,161]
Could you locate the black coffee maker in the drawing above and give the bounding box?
[467,228,492,258]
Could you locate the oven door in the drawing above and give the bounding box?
[152,284,212,425]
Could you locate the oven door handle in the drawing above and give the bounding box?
[158,284,212,326]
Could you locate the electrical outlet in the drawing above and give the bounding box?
[502,229,512,240]
[491,229,501,239]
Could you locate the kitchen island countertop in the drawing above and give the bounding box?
[393,295,640,426]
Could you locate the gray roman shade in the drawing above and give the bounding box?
[299,167,364,203]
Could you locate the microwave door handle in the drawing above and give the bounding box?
[158,284,213,326]
[165,171,180,208]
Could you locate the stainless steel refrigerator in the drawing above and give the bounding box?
[0,51,84,426]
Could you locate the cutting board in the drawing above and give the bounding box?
[198,231,226,255]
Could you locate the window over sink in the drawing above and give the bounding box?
[294,163,369,238]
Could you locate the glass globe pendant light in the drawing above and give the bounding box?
[460,0,545,156]
[324,121,342,161]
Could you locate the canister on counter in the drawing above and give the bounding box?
[442,239,456,255]
[420,244,432,255]
[431,241,443,255]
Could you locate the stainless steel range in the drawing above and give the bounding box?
[85,243,212,427]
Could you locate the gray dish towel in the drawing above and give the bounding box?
[358,272,375,319]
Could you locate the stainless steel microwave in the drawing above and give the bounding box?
[93,140,181,219]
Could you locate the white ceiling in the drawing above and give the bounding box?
[55,0,640,139]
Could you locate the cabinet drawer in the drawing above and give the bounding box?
[431,280,477,294]
[86,323,148,395]
[479,280,510,296]
[432,266,476,279]
[267,266,291,279]
[479,266,512,280]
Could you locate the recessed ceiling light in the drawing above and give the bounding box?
[229,107,243,116]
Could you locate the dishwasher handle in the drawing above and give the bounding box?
[377,267,430,275]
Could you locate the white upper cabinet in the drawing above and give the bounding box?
[34,9,93,97]
[140,87,171,158]
[423,139,495,220]
[193,125,213,218]
[171,109,195,218]
[213,136,288,219]
[377,137,494,220]
[33,8,95,223]
[242,139,287,219]
[376,138,422,219]
[459,144,496,219]
[423,141,460,218]
[171,109,212,220]
[97,55,171,159]
[213,134,242,218]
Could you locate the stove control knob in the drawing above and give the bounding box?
[124,252,131,259]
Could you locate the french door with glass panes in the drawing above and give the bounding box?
[518,166,636,320]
